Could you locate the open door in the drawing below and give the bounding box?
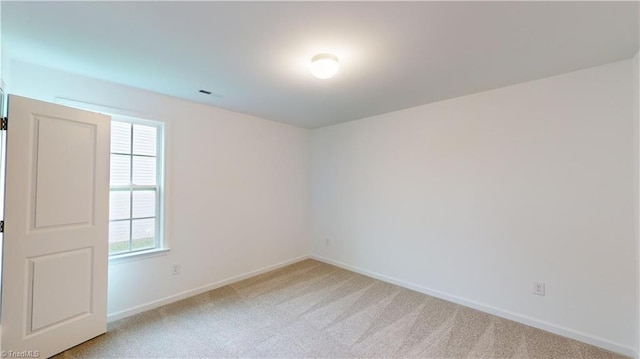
[1,95,110,357]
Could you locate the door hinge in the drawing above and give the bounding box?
[0,220,4,233]
[0,117,6,131]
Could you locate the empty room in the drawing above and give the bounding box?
[0,1,639,358]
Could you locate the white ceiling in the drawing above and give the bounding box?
[2,1,638,129]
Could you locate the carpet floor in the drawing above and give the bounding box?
[55,259,628,358]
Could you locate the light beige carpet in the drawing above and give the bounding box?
[55,259,628,358]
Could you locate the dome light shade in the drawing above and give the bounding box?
[310,53,339,79]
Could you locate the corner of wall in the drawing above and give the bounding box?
[1,49,12,93]
[634,48,640,358]
[0,7,9,93]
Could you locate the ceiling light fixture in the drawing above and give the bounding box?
[310,53,339,79]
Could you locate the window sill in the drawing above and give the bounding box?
[109,247,170,264]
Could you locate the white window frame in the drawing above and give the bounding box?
[53,98,169,263]
[109,116,165,259]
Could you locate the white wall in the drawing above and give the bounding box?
[311,59,637,355]
[7,60,310,318]
[0,2,3,87]
[634,50,640,355]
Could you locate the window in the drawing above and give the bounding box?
[109,118,164,256]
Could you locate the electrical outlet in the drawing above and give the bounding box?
[172,264,181,275]
[325,237,330,246]
[533,281,545,296]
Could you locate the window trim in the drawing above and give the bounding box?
[109,117,165,258]
[108,247,170,264]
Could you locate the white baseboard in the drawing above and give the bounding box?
[310,254,637,359]
[107,255,311,322]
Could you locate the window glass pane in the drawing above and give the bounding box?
[132,218,155,251]
[109,119,162,256]
[132,156,156,185]
[111,121,131,154]
[110,155,131,185]
[133,124,157,156]
[109,221,130,254]
[109,191,130,220]
[133,190,156,218]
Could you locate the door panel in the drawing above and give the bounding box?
[34,115,96,228]
[1,95,110,358]
[30,248,93,332]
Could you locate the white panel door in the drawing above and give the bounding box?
[1,95,110,358]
